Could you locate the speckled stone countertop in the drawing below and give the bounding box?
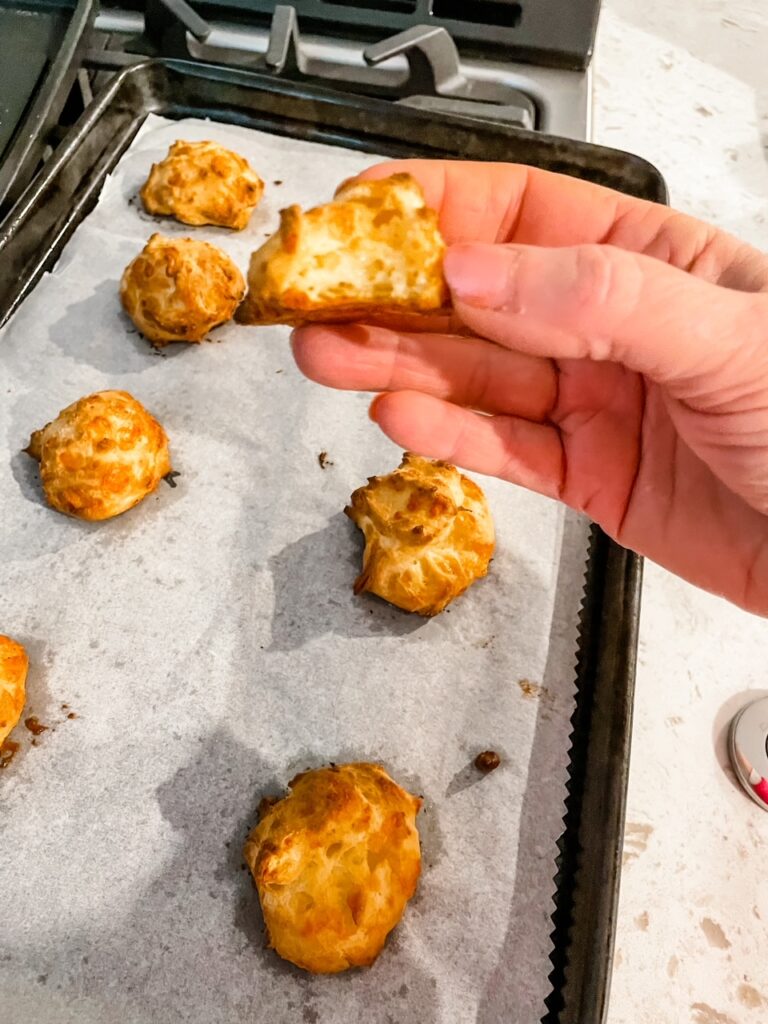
[592,2,768,1021]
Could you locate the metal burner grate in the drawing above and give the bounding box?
[132,0,602,69]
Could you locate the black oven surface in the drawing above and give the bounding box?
[0,0,95,211]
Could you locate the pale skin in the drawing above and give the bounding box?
[292,160,768,616]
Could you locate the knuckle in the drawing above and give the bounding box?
[573,245,621,310]
[570,245,644,361]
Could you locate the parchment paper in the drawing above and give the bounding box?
[0,115,592,1024]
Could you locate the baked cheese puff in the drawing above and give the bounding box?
[346,452,495,616]
[120,234,245,346]
[235,173,447,326]
[140,140,264,230]
[0,636,28,747]
[26,390,171,521]
[244,763,421,974]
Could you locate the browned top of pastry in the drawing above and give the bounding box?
[120,233,245,346]
[26,390,171,521]
[140,139,264,230]
[244,762,421,974]
[346,452,495,616]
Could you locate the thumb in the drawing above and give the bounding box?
[444,242,766,389]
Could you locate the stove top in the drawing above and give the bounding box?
[106,0,601,69]
[91,0,594,139]
[0,0,596,216]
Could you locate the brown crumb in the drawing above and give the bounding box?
[518,678,547,699]
[474,750,501,773]
[61,703,69,710]
[24,716,48,736]
[273,179,283,186]
[67,712,78,720]
[0,739,20,769]
[258,796,278,819]
[317,451,334,470]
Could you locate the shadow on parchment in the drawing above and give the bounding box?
[267,513,427,652]
[47,277,205,375]
[5,446,141,564]
[476,513,591,1024]
[48,280,152,375]
[10,447,47,509]
[43,727,442,1024]
[4,438,184,565]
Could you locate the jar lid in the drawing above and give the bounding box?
[729,695,768,812]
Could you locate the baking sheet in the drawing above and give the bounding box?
[0,114,591,1024]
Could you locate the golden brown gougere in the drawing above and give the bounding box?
[0,636,28,747]
[120,234,245,346]
[26,390,171,521]
[140,140,264,230]
[346,452,495,616]
[244,762,422,974]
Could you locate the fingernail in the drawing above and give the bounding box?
[444,244,518,308]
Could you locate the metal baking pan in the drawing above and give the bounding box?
[0,59,663,1023]
[0,0,96,214]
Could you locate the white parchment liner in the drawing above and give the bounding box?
[0,115,591,1024]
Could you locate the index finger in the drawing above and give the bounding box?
[356,160,745,283]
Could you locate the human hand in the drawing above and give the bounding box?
[291,161,768,615]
